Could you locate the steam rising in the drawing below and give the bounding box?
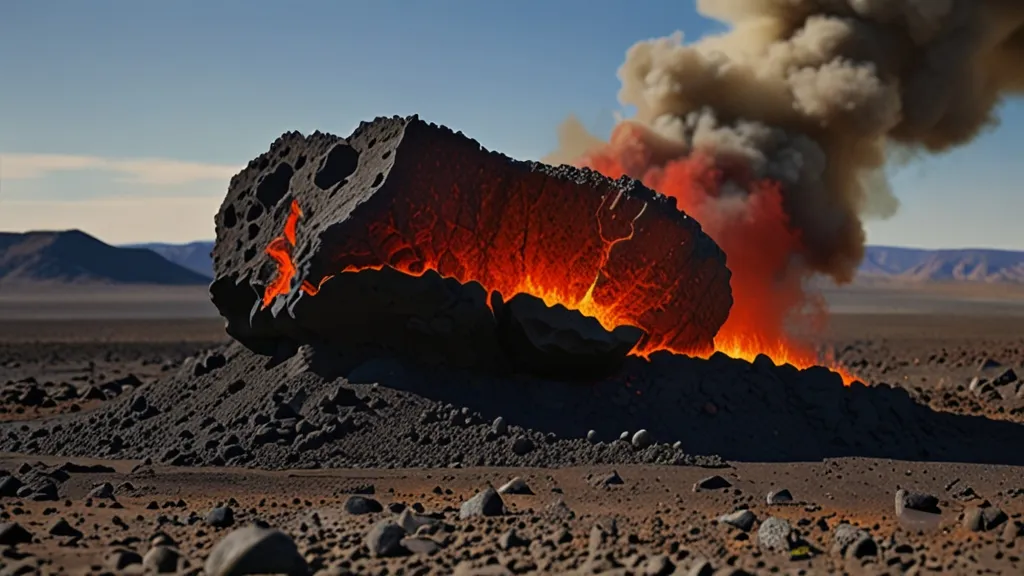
[547,0,1024,283]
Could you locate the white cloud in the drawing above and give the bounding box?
[1,153,241,186]
[0,197,220,244]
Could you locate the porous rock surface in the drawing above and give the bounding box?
[209,115,732,373]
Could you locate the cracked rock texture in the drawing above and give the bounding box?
[209,115,732,373]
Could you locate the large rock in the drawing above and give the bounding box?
[210,115,731,375]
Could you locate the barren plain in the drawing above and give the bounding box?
[0,281,1023,575]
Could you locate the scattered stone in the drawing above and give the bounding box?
[497,477,533,495]
[896,489,941,516]
[105,548,143,571]
[587,430,599,444]
[366,520,407,558]
[631,429,652,449]
[459,486,505,519]
[766,489,793,505]
[401,536,441,555]
[964,506,1008,532]
[694,475,732,492]
[644,554,675,576]
[206,506,235,528]
[143,546,182,573]
[511,437,534,456]
[0,523,33,546]
[596,470,624,487]
[832,523,877,559]
[205,525,308,576]
[48,518,82,539]
[344,496,383,515]
[491,417,508,436]
[88,482,115,500]
[718,509,756,532]
[757,517,794,553]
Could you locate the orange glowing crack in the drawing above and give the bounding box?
[260,193,858,386]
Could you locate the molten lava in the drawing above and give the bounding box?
[577,122,855,383]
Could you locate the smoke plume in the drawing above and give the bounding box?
[546,0,1024,351]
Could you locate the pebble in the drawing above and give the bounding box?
[143,545,182,573]
[718,509,756,532]
[459,486,505,519]
[587,430,599,443]
[343,496,383,515]
[832,523,877,559]
[757,517,793,553]
[511,437,534,456]
[896,489,941,514]
[206,506,235,528]
[88,482,115,500]
[631,429,652,449]
[963,506,1008,532]
[205,525,308,576]
[497,476,533,495]
[693,475,732,492]
[492,417,508,436]
[766,489,793,505]
[366,520,407,558]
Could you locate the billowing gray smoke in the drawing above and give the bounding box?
[547,0,1024,282]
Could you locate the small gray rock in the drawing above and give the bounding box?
[105,548,143,570]
[619,431,630,441]
[205,525,308,576]
[397,509,437,534]
[587,430,599,443]
[631,429,652,449]
[88,482,115,500]
[511,437,534,456]
[693,475,732,492]
[896,489,941,515]
[206,506,235,528]
[832,523,876,559]
[143,546,182,573]
[460,487,505,519]
[766,489,793,505]
[344,496,383,515]
[497,477,533,495]
[596,470,624,487]
[964,506,1008,532]
[492,417,508,436]
[366,520,407,558]
[718,509,756,532]
[757,517,793,553]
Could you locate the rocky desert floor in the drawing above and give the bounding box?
[1,283,1023,575]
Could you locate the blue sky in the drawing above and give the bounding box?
[2,0,1022,248]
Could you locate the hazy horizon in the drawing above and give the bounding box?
[3,1,1024,249]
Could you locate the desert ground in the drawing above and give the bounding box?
[1,282,1023,575]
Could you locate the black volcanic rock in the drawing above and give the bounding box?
[209,115,732,376]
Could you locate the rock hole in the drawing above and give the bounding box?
[279,146,291,158]
[255,162,295,208]
[223,204,238,228]
[248,223,261,241]
[258,157,270,170]
[246,203,265,222]
[244,246,257,262]
[295,154,307,171]
[367,138,377,149]
[371,173,384,187]
[314,143,359,190]
[381,150,391,160]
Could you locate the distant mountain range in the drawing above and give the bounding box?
[3,231,1023,287]
[133,240,1024,285]
[0,231,210,286]
[858,246,1024,283]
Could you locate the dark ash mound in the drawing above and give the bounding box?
[6,345,1024,469]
